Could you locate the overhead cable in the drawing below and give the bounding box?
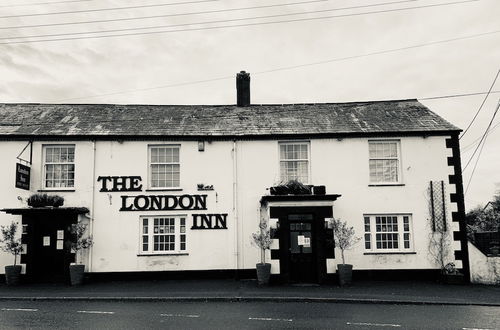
[0,0,484,44]
[0,0,218,19]
[0,0,414,30]
[460,69,500,139]
[464,99,500,194]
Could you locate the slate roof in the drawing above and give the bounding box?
[0,100,459,139]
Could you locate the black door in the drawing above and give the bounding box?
[288,214,317,283]
[22,214,75,283]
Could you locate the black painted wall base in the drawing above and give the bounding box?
[0,268,443,284]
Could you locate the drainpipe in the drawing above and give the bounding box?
[88,140,96,272]
[232,139,240,276]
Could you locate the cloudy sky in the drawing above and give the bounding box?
[0,0,498,209]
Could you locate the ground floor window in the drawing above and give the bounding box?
[363,214,413,252]
[140,216,186,254]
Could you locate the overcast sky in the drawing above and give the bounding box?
[0,0,498,209]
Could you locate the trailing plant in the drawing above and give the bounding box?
[252,220,271,264]
[70,221,93,264]
[331,218,361,265]
[441,262,461,275]
[27,193,64,208]
[0,222,24,266]
[270,180,311,195]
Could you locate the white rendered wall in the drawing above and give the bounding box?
[1,135,456,274]
[469,242,500,285]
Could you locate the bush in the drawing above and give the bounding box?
[270,180,311,195]
[27,194,64,207]
[0,222,23,266]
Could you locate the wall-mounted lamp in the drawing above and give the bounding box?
[198,141,205,152]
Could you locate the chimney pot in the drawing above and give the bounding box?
[236,71,250,107]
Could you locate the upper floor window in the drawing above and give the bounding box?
[43,145,75,188]
[368,140,401,184]
[149,145,180,188]
[279,142,309,183]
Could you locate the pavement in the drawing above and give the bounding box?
[0,279,499,306]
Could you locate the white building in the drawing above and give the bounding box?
[0,72,469,283]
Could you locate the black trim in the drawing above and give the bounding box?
[86,269,257,282]
[37,189,76,192]
[145,188,183,192]
[445,134,470,282]
[137,253,189,257]
[368,184,405,187]
[352,269,440,281]
[363,252,417,255]
[1,207,89,215]
[0,130,461,142]
[261,194,340,203]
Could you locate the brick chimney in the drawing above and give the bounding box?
[236,71,250,107]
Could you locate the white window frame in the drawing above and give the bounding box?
[278,141,311,184]
[42,144,76,190]
[368,140,402,185]
[363,214,413,253]
[139,215,187,255]
[148,144,181,189]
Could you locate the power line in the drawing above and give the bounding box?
[0,0,218,19]
[0,0,92,8]
[460,69,500,139]
[1,0,433,40]
[0,0,414,30]
[461,121,500,152]
[420,90,500,100]
[0,0,485,45]
[464,99,500,194]
[50,29,500,102]
[463,98,500,172]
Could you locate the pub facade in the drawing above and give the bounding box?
[0,72,469,283]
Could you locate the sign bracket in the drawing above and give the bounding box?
[16,140,32,165]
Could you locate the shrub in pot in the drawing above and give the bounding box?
[69,221,93,285]
[440,262,464,284]
[0,222,24,285]
[270,180,312,195]
[331,218,360,286]
[252,220,272,285]
[27,193,64,208]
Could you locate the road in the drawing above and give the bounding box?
[0,300,498,329]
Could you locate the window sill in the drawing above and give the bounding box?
[368,184,405,187]
[364,252,416,255]
[145,188,183,192]
[38,189,76,192]
[137,253,189,257]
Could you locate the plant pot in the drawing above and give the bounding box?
[337,264,353,286]
[256,263,271,286]
[4,265,22,286]
[440,273,464,285]
[69,264,85,286]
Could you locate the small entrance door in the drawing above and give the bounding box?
[22,215,75,283]
[288,214,317,283]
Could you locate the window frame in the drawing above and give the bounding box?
[41,144,76,190]
[139,215,188,255]
[147,144,181,190]
[363,214,414,253]
[278,141,311,184]
[368,139,402,185]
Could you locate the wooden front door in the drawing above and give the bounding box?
[22,214,76,283]
[288,214,317,283]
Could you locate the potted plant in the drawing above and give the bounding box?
[27,193,64,208]
[440,262,464,284]
[0,222,24,285]
[69,220,93,285]
[331,218,360,286]
[269,180,312,195]
[252,220,272,285]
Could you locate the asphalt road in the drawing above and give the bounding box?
[0,300,498,329]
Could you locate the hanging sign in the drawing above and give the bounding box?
[15,163,30,190]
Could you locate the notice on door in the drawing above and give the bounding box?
[56,240,64,250]
[303,237,311,247]
[297,235,305,246]
[43,236,50,246]
[57,230,64,239]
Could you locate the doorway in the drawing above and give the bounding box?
[288,214,316,282]
[22,213,77,283]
